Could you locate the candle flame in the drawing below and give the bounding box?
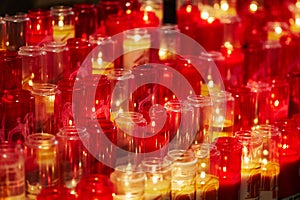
[186,5,192,13]
[296,17,300,26]
[275,26,282,34]
[201,11,209,20]
[249,2,258,12]
[220,1,229,11]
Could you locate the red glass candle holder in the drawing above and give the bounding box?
[105,14,133,36]
[0,51,22,95]
[133,11,160,28]
[26,9,53,46]
[66,38,92,79]
[37,186,77,200]
[97,0,122,27]
[262,41,283,79]
[213,136,242,200]
[268,78,290,121]
[287,71,300,117]
[76,174,113,200]
[195,18,224,52]
[220,45,244,88]
[86,119,116,175]
[275,119,300,199]
[0,17,5,50]
[176,1,200,27]
[121,0,141,14]
[228,85,254,132]
[0,89,35,143]
[73,3,98,40]
[3,15,29,51]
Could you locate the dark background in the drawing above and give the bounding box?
[0,0,176,24]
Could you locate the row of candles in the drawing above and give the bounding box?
[0,0,300,199]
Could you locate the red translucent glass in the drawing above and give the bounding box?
[97,1,122,26]
[176,3,200,28]
[0,51,22,95]
[74,4,98,40]
[195,18,224,51]
[0,90,35,143]
[76,174,113,200]
[213,137,242,200]
[37,186,77,200]
[133,11,160,28]
[280,34,300,73]
[228,85,254,132]
[105,14,133,36]
[288,71,300,117]
[275,119,300,199]
[121,0,141,13]
[26,9,53,46]
[66,38,92,79]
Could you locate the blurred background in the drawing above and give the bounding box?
[0,0,176,24]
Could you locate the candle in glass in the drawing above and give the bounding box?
[50,6,75,42]
[30,83,58,135]
[3,14,29,51]
[176,0,199,27]
[191,143,220,200]
[110,164,145,200]
[24,133,59,199]
[266,22,289,41]
[262,40,283,79]
[97,0,122,27]
[252,124,281,200]
[209,91,235,142]
[18,45,47,89]
[140,0,163,25]
[89,34,116,75]
[0,89,35,143]
[26,9,53,46]
[157,25,180,61]
[141,157,172,200]
[235,130,263,200]
[0,142,25,199]
[56,126,91,189]
[213,136,242,200]
[105,14,133,36]
[166,149,197,199]
[187,95,212,144]
[123,28,151,70]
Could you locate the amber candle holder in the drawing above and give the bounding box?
[209,91,235,142]
[166,149,197,199]
[26,9,53,46]
[24,133,59,199]
[252,124,281,200]
[191,143,220,200]
[235,130,263,200]
[141,157,172,199]
[50,6,75,42]
[0,89,35,143]
[31,83,58,135]
[110,164,145,200]
[18,45,47,89]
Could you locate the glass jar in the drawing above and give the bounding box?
[24,133,59,199]
[50,6,75,42]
